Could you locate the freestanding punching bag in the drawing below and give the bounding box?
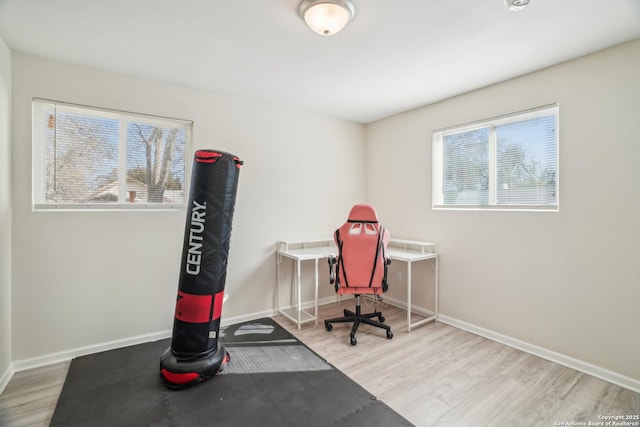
[160,149,242,389]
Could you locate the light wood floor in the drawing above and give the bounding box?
[1,301,638,426]
[275,301,639,427]
[0,361,69,426]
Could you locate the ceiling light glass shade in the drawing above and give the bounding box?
[299,0,355,36]
[504,0,530,11]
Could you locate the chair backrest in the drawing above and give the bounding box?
[334,204,390,293]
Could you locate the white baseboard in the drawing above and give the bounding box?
[277,296,340,313]
[0,363,15,396]
[11,309,278,373]
[221,309,278,327]
[437,314,640,394]
[12,330,173,373]
[383,296,434,317]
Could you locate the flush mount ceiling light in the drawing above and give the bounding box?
[298,0,355,36]
[504,0,530,11]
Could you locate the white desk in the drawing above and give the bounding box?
[276,238,438,331]
[387,239,439,331]
[275,239,333,330]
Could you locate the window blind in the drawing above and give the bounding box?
[33,99,191,210]
[433,104,558,211]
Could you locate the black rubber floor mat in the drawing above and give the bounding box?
[51,318,414,427]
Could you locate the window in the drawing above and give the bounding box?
[432,104,558,211]
[33,99,191,210]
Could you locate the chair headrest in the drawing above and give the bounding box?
[347,204,379,223]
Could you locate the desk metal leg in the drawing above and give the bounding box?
[314,259,319,326]
[435,256,439,318]
[296,259,302,330]
[407,261,412,332]
[276,254,280,315]
[407,256,438,332]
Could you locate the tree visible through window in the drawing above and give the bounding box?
[33,99,191,209]
[432,105,558,210]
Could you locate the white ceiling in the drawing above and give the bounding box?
[1,0,639,123]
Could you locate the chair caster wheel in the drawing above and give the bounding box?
[325,322,332,331]
[386,330,393,339]
[350,335,357,346]
[378,315,385,323]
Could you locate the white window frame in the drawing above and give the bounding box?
[432,104,559,212]
[32,98,192,211]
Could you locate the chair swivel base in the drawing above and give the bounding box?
[324,304,393,346]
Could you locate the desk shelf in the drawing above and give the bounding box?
[279,307,317,326]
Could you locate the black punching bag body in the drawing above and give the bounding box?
[160,149,242,388]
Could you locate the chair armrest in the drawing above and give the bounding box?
[383,257,390,292]
[328,255,337,285]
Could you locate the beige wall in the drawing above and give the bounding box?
[10,52,366,361]
[0,37,12,388]
[6,38,639,389]
[366,39,640,382]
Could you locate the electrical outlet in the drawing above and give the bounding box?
[394,272,402,283]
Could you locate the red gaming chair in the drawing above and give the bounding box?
[325,204,393,346]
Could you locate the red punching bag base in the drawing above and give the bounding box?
[159,343,230,389]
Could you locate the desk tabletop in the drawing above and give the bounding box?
[277,238,437,262]
[278,245,335,261]
[387,247,438,262]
